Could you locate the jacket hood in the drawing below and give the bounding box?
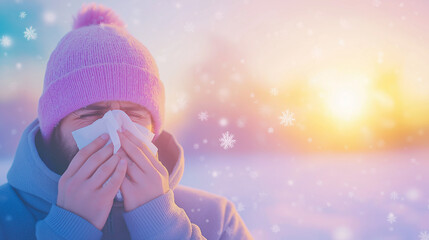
[7,118,185,213]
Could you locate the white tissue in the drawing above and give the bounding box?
[71,109,158,201]
[72,110,158,155]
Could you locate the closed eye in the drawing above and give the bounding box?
[126,111,147,119]
[79,111,104,118]
[130,114,145,118]
[78,111,147,119]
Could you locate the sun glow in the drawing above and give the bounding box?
[310,70,370,123]
[326,85,367,121]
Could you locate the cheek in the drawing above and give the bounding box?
[70,116,104,131]
[62,120,97,142]
[57,128,79,156]
[74,117,99,127]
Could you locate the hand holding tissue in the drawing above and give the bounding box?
[71,109,158,201]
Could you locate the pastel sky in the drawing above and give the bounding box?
[1,0,428,157]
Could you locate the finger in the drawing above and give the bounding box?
[123,129,168,176]
[126,160,145,183]
[119,176,133,201]
[118,131,157,175]
[101,158,127,197]
[63,133,109,178]
[115,152,136,181]
[87,153,121,188]
[74,142,114,180]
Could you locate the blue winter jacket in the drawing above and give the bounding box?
[0,119,253,239]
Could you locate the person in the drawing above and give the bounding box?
[0,3,253,239]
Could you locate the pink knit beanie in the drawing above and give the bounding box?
[38,3,165,144]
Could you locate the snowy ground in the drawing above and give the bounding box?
[180,149,429,240]
[1,149,428,239]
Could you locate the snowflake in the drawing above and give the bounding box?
[333,227,352,240]
[19,11,27,19]
[373,0,382,7]
[237,202,245,211]
[198,111,209,121]
[24,26,37,40]
[219,131,236,150]
[249,170,259,179]
[176,96,187,108]
[214,11,224,20]
[270,87,279,96]
[390,191,398,200]
[219,117,228,127]
[312,46,323,59]
[236,117,246,128]
[171,93,188,113]
[387,212,396,224]
[225,226,234,236]
[1,35,12,48]
[271,224,280,233]
[184,22,195,32]
[279,110,295,126]
[419,231,429,240]
[43,11,57,24]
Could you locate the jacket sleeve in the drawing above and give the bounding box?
[0,224,5,240]
[35,204,102,240]
[218,199,254,240]
[123,189,207,240]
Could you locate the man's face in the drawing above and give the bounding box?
[49,100,153,171]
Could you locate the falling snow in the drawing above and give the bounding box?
[19,11,27,19]
[270,87,278,96]
[198,111,209,121]
[279,109,296,126]
[219,117,228,127]
[419,231,429,240]
[184,22,195,32]
[373,0,382,7]
[236,117,246,128]
[43,11,57,24]
[219,131,236,150]
[333,226,353,240]
[171,93,188,113]
[387,213,396,224]
[237,202,245,212]
[0,36,12,48]
[271,224,280,233]
[390,191,399,200]
[214,11,224,20]
[23,26,37,40]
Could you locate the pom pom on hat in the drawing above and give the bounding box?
[72,2,125,30]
